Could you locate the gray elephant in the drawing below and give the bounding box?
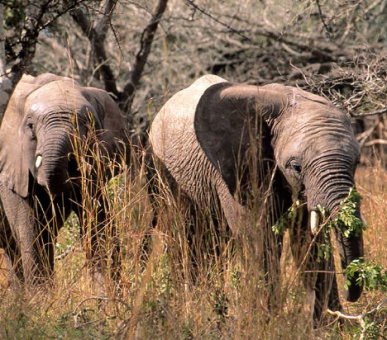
[149,74,365,323]
[0,73,129,286]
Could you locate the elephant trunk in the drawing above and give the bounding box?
[305,155,364,302]
[36,117,78,196]
[333,226,364,301]
[43,142,72,195]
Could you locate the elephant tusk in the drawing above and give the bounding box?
[35,155,43,169]
[360,213,367,228]
[310,210,320,235]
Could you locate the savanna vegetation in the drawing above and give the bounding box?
[0,0,386,338]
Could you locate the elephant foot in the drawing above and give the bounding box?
[312,274,342,328]
[0,251,21,291]
[91,268,108,298]
[304,289,316,323]
[312,299,343,329]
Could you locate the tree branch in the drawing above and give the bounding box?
[185,0,348,62]
[365,139,387,147]
[351,107,387,117]
[1,1,50,118]
[0,3,12,118]
[121,0,168,113]
[70,0,119,96]
[1,0,84,118]
[315,0,332,36]
[328,297,387,340]
[184,0,251,41]
[39,34,86,73]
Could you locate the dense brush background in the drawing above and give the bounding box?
[1,0,387,338]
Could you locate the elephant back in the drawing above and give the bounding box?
[150,75,228,205]
[150,75,227,159]
[149,75,250,230]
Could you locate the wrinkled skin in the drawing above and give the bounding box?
[149,75,365,324]
[0,73,129,287]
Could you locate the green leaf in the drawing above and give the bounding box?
[332,186,367,238]
[344,258,387,292]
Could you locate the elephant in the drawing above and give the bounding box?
[0,73,129,287]
[149,74,365,323]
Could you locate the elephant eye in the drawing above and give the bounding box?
[286,158,302,175]
[26,121,36,139]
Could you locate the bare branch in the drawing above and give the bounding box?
[40,35,86,71]
[365,139,387,147]
[9,1,83,83]
[357,119,380,148]
[184,0,251,41]
[351,107,387,117]
[1,1,51,117]
[0,3,12,118]
[1,0,85,118]
[9,4,44,85]
[0,3,5,77]
[315,0,332,36]
[328,297,387,340]
[70,0,119,95]
[184,0,348,62]
[121,0,168,113]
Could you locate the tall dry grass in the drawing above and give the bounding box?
[0,142,386,339]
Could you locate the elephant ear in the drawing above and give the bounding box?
[0,75,41,197]
[194,83,288,194]
[82,88,129,158]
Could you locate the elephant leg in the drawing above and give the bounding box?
[259,188,288,312]
[0,181,39,285]
[0,210,22,287]
[31,221,56,282]
[144,153,167,256]
[304,233,341,325]
[0,250,19,289]
[92,204,109,288]
[76,191,120,292]
[148,158,228,283]
[327,271,341,312]
[0,181,66,285]
[313,253,341,321]
[188,198,229,281]
[263,223,283,311]
[99,199,121,284]
[289,208,317,321]
[145,153,160,229]
[77,202,104,289]
[34,191,69,281]
[145,154,180,229]
[289,208,341,325]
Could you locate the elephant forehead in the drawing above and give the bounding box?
[276,108,359,158]
[26,101,91,121]
[25,82,89,113]
[285,121,355,147]
[29,102,48,115]
[284,101,350,131]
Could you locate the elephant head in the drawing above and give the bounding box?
[0,73,129,285]
[0,73,128,197]
[149,74,365,314]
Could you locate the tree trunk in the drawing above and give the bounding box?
[0,4,13,120]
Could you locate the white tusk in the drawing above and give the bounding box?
[310,210,320,235]
[35,155,42,169]
[360,213,367,228]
